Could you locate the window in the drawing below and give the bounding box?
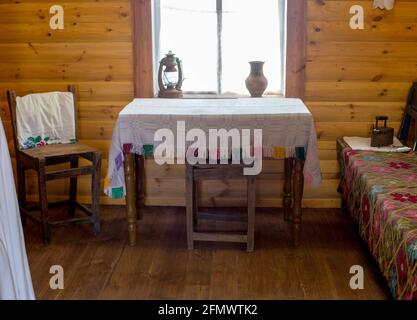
[153,0,286,96]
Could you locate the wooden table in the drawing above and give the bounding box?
[105,98,321,248]
[123,154,305,247]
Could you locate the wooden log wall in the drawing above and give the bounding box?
[0,0,134,205]
[1,0,416,208]
[305,0,417,207]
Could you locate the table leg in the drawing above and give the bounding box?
[124,153,137,246]
[135,154,145,220]
[186,164,194,250]
[292,158,305,246]
[283,158,293,221]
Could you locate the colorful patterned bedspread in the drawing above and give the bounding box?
[340,147,417,299]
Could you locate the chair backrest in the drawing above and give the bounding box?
[7,85,77,152]
[398,82,417,151]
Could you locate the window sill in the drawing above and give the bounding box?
[176,93,284,99]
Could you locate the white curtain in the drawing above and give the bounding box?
[373,0,395,10]
[0,117,35,300]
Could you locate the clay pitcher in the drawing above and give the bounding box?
[245,61,268,97]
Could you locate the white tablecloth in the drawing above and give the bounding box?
[105,98,322,198]
[0,118,35,300]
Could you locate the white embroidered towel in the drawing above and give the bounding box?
[373,0,395,10]
[16,92,76,149]
[344,136,410,153]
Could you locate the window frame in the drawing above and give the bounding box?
[132,0,306,99]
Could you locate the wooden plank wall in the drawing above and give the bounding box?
[0,0,134,205]
[304,0,417,207]
[1,0,415,208]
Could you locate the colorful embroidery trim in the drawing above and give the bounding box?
[23,136,50,149]
[111,186,124,199]
[22,136,77,149]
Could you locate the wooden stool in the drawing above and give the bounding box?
[185,162,256,252]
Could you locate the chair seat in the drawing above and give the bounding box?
[20,143,99,160]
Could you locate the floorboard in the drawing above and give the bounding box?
[24,206,391,300]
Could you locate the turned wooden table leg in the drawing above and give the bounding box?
[135,154,145,220]
[124,153,137,246]
[292,158,305,246]
[185,164,194,250]
[283,158,293,221]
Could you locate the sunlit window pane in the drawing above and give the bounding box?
[159,0,217,92]
[222,0,282,95]
[157,0,283,95]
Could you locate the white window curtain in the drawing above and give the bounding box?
[152,0,286,96]
[0,119,35,300]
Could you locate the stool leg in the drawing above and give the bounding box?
[283,158,293,221]
[247,176,256,252]
[186,165,194,249]
[91,153,101,235]
[192,180,198,228]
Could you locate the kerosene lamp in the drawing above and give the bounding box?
[157,51,183,98]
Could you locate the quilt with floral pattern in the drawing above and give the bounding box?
[339,147,417,300]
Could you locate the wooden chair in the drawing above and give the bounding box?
[7,85,102,244]
[398,82,417,151]
[186,162,256,252]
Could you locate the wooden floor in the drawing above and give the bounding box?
[24,205,390,300]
